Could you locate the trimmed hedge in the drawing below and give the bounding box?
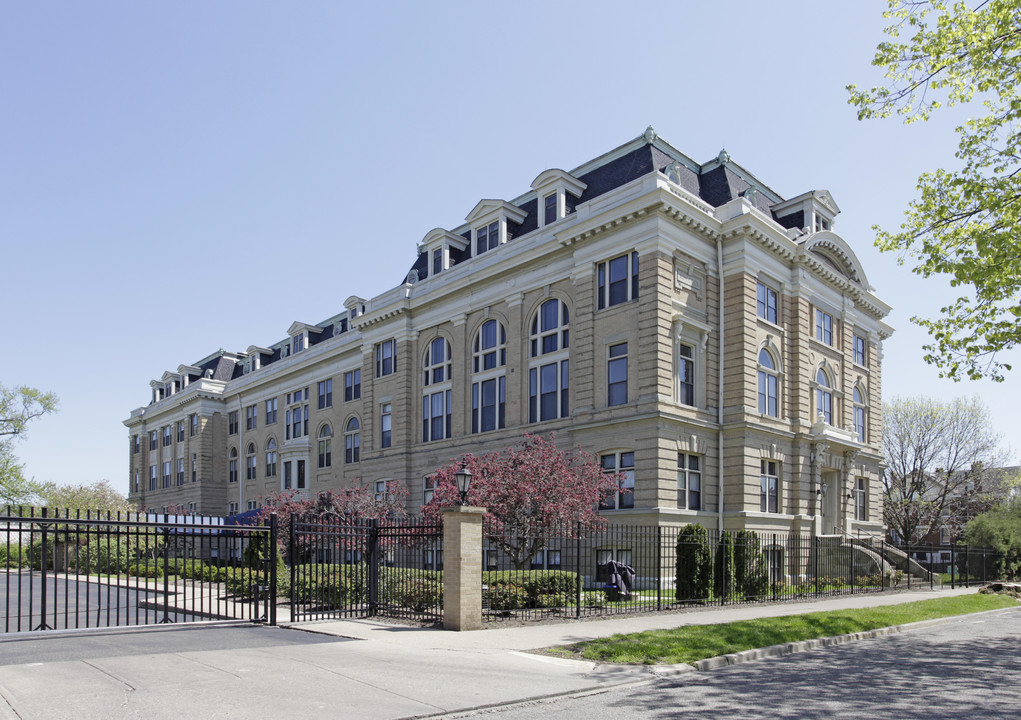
[676,524,712,601]
[481,570,579,611]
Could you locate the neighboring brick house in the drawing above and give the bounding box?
[125,127,892,539]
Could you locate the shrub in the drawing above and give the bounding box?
[383,578,442,612]
[483,581,528,611]
[734,530,769,599]
[481,570,578,607]
[126,562,163,578]
[0,543,26,568]
[676,524,712,601]
[293,564,368,609]
[536,592,570,609]
[714,532,735,598]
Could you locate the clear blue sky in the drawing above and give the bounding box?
[2,1,1017,493]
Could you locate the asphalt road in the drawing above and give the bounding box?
[475,608,1021,719]
[1,574,198,632]
[0,624,349,667]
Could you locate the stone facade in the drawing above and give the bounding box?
[125,129,892,539]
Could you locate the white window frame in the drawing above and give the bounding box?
[599,451,635,511]
[677,453,702,510]
[597,251,639,309]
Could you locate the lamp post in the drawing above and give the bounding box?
[455,462,473,506]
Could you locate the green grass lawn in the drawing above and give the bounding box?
[546,594,1018,665]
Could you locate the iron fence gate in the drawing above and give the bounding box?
[1,507,277,634]
[288,515,443,623]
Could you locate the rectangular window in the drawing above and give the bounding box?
[191,454,197,482]
[761,460,779,513]
[133,435,140,454]
[285,405,309,440]
[476,220,499,255]
[853,334,867,365]
[149,465,157,491]
[381,403,392,448]
[597,251,639,309]
[345,369,361,401]
[228,411,239,435]
[757,282,778,323]
[190,414,198,437]
[423,476,437,505]
[432,248,443,275]
[245,405,257,431]
[528,360,569,422]
[598,452,635,510]
[678,343,695,406]
[247,500,258,511]
[150,431,158,451]
[318,379,333,409]
[376,340,396,377]
[422,390,452,442]
[228,502,238,516]
[176,458,185,485]
[162,425,172,447]
[162,461,171,489]
[471,377,505,433]
[247,452,257,480]
[854,478,868,521]
[292,334,304,354]
[283,461,292,490]
[375,480,387,501]
[176,421,185,443]
[265,398,277,425]
[815,309,833,345]
[678,453,701,510]
[544,193,557,225]
[607,342,628,406]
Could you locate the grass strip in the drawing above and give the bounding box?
[547,594,1018,665]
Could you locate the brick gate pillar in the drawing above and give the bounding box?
[442,506,485,631]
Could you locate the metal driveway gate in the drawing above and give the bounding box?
[2,507,277,634]
[289,515,443,623]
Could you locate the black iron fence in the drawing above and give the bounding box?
[288,514,443,623]
[892,543,1004,587]
[479,521,1001,623]
[1,506,277,634]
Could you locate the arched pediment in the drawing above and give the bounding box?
[800,232,869,288]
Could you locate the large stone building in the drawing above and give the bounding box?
[125,127,891,539]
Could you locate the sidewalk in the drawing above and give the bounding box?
[0,586,987,720]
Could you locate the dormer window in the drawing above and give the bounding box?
[544,194,557,225]
[530,169,587,229]
[292,335,304,354]
[814,215,830,232]
[418,230,468,278]
[476,221,500,255]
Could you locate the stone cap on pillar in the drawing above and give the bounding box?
[440,506,486,516]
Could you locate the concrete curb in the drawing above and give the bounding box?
[649,605,1019,676]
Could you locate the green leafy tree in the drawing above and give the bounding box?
[883,395,1006,544]
[0,383,58,504]
[963,498,1021,579]
[39,479,133,515]
[849,0,1021,381]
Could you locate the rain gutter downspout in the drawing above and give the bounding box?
[716,235,725,534]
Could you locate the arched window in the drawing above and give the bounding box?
[345,418,360,464]
[530,299,569,357]
[472,320,507,433]
[423,337,452,386]
[529,299,570,422]
[757,348,779,417]
[246,443,257,480]
[853,387,867,443]
[265,438,277,477]
[318,424,332,468]
[228,447,238,484]
[422,337,452,442]
[815,369,833,424]
[473,319,506,372]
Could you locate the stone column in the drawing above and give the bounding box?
[442,506,485,631]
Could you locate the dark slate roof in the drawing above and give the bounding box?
[405,139,786,279]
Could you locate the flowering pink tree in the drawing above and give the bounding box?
[258,481,408,561]
[422,434,619,569]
